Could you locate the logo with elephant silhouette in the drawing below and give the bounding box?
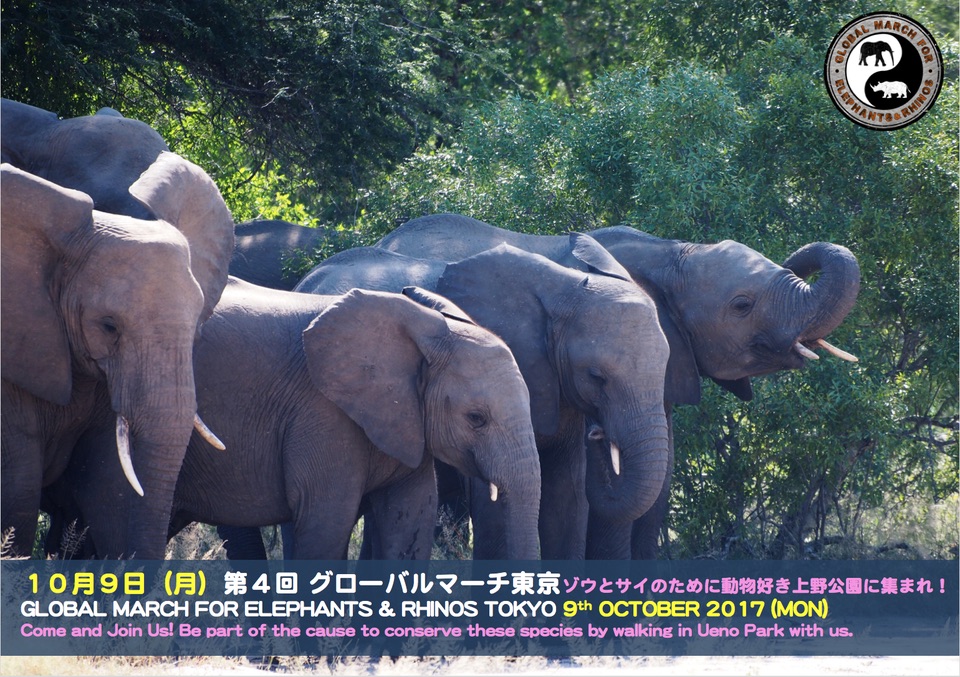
[824,12,942,130]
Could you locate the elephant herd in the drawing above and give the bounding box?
[1,99,861,561]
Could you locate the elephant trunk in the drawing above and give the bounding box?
[476,432,542,560]
[782,242,860,353]
[500,470,542,560]
[584,402,670,524]
[109,350,198,559]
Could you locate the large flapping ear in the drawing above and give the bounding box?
[128,151,235,322]
[568,233,633,281]
[0,165,92,404]
[302,289,450,468]
[401,286,476,325]
[438,244,561,435]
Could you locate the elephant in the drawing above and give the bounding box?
[1,154,235,559]
[376,213,861,558]
[0,99,170,219]
[858,40,894,67]
[53,279,543,560]
[294,236,671,560]
[230,219,329,290]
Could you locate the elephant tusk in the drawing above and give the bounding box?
[489,483,499,502]
[116,416,145,497]
[610,442,621,476]
[194,414,226,450]
[793,341,819,360]
[815,338,858,363]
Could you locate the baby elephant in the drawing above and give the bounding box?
[170,279,542,559]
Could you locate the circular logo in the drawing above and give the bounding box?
[824,12,943,130]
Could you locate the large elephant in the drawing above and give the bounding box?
[57,279,542,560]
[295,237,671,560]
[377,213,861,558]
[230,219,328,290]
[1,155,234,558]
[0,99,170,219]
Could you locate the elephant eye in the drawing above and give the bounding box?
[100,317,119,336]
[466,411,488,429]
[588,368,607,386]
[730,295,754,316]
[587,425,606,441]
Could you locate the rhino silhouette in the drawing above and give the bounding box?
[859,40,894,67]
[870,81,910,98]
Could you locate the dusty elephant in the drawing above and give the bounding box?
[296,237,671,560]
[0,99,170,219]
[1,155,234,559]
[55,279,542,560]
[230,219,328,290]
[377,213,861,558]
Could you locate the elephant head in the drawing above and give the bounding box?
[1,98,171,220]
[436,240,671,526]
[0,153,234,558]
[590,227,860,404]
[301,287,542,559]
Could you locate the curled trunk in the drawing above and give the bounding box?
[783,242,860,342]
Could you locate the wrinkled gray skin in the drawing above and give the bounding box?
[230,220,328,290]
[60,280,541,559]
[1,155,234,559]
[378,213,861,559]
[296,237,671,560]
[1,99,170,219]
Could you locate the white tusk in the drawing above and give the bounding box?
[815,338,859,363]
[489,483,499,502]
[194,414,226,450]
[793,341,819,360]
[610,442,621,476]
[116,416,144,497]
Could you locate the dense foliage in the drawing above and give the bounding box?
[4,0,957,558]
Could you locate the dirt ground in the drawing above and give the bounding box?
[2,654,959,676]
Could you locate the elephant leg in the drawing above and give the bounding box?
[291,495,361,560]
[585,513,632,559]
[537,434,589,560]
[365,460,438,560]
[630,408,675,560]
[1,430,44,557]
[216,525,268,560]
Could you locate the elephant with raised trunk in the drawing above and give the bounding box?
[377,213,861,558]
[57,280,542,560]
[296,236,671,560]
[2,154,234,558]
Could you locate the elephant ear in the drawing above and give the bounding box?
[648,291,702,406]
[438,244,562,436]
[711,376,753,401]
[128,151,235,323]
[302,289,451,468]
[0,165,91,405]
[401,286,476,325]
[568,233,633,281]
